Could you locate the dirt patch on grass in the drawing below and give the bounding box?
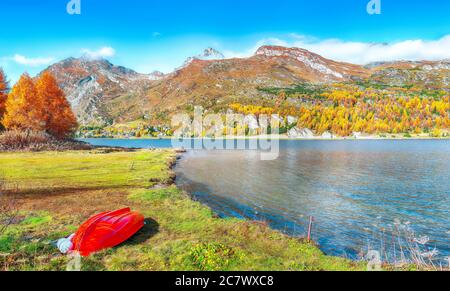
[15,188,132,218]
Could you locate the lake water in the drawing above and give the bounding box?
[80,138,450,263]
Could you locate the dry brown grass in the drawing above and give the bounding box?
[16,189,131,219]
[0,130,92,152]
[0,178,18,235]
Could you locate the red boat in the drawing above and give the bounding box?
[70,208,145,256]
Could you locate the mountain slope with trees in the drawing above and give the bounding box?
[1,45,448,138]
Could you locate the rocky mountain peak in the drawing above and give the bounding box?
[44,57,156,125]
[255,45,311,58]
[148,70,165,80]
[182,47,225,68]
[255,45,346,79]
[201,47,225,59]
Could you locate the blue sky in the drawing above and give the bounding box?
[1,0,450,82]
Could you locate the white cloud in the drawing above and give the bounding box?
[223,35,450,64]
[13,54,54,66]
[81,47,116,59]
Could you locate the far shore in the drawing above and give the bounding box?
[78,134,450,141]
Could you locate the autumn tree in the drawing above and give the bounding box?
[230,82,450,137]
[0,69,8,130]
[2,73,45,131]
[3,72,77,139]
[35,71,78,138]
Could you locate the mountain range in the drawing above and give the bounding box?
[42,46,450,125]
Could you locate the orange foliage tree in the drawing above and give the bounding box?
[35,71,78,138]
[0,69,8,129]
[2,72,77,139]
[2,73,45,131]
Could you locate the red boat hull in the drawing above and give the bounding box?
[71,208,145,256]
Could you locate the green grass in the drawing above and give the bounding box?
[0,149,365,271]
[0,150,173,191]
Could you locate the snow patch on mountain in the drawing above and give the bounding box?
[182,48,225,68]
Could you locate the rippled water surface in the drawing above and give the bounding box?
[81,139,450,261]
[175,140,450,261]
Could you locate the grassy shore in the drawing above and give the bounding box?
[0,149,366,271]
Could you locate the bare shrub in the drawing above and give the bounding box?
[362,219,448,270]
[0,177,18,235]
[0,130,92,152]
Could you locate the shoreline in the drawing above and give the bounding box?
[167,147,449,269]
[0,149,368,271]
[78,135,450,141]
[169,150,349,263]
[1,147,443,270]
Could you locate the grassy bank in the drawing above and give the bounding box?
[0,149,364,271]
